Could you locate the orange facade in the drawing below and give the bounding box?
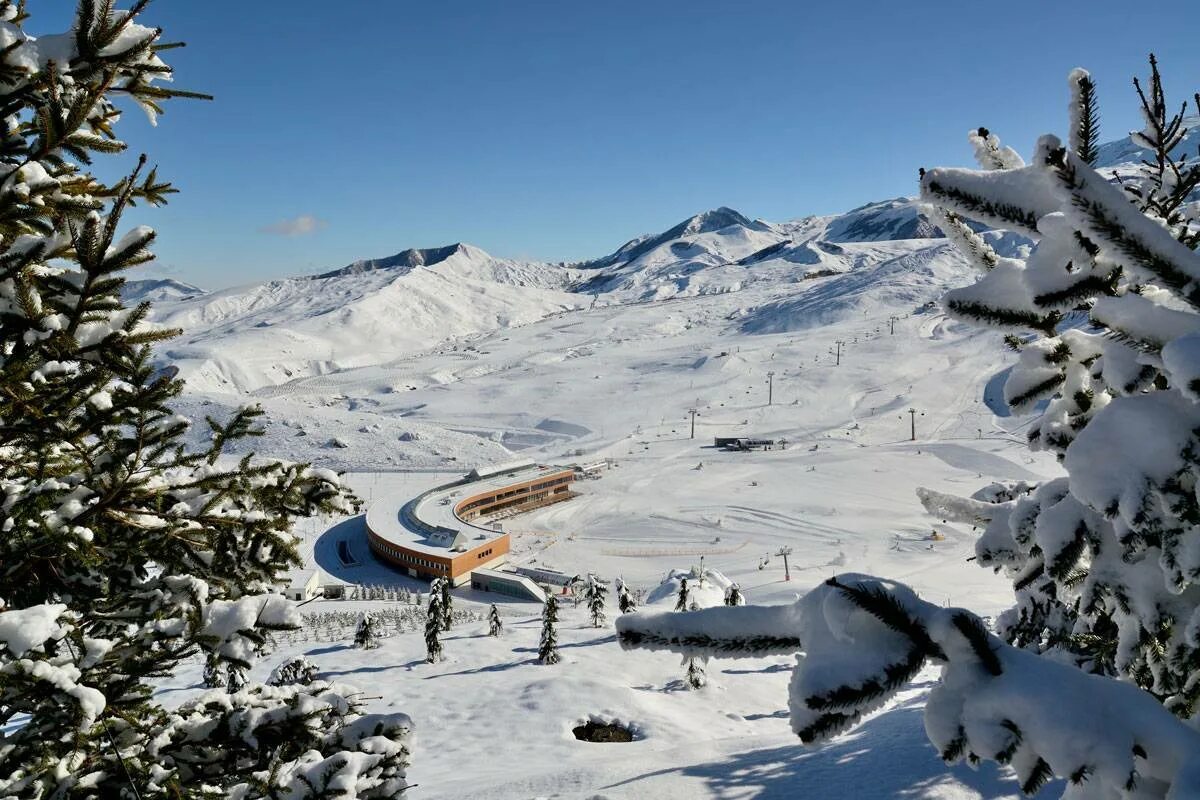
[367,526,510,583]
[366,468,574,584]
[454,469,575,521]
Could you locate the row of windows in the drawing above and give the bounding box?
[456,475,572,514]
[529,476,572,492]
[372,538,449,574]
[476,548,494,559]
[460,485,572,520]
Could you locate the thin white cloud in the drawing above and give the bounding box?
[259,214,327,237]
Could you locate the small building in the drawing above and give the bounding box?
[512,565,580,589]
[285,569,322,602]
[470,568,547,602]
[574,460,608,478]
[717,437,776,451]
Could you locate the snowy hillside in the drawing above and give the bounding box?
[149,243,583,393]
[121,277,206,304]
[149,201,962,393]
[144,188,1030,397]
[1093,114,1200,167]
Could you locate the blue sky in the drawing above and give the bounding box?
[39,2,1200,286]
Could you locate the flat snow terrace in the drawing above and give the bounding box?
[365,463,572,558]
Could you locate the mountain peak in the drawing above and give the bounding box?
[684,207,752,232]
[586,206,755,269]
[314,243,477,280]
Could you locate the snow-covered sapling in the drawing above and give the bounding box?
[539,595,561,665]
[684,656,707,690]
[674,577,690,612]
[425,590,444,663]
[226,665,248,694]
[203,654,224,689]
[617,579,638,614]
[488,604,503,637]
[724,584,744,607]
[585,574,609,628]
[354,610,380,650]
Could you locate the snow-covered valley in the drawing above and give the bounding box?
[151,195,1072,798]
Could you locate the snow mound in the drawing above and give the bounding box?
[644,566,735,609]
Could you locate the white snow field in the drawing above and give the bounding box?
[155,196,1079,797]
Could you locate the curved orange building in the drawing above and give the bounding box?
[366,461,575,586]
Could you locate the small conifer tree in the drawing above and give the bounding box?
[675,577,690,612]
[616,579,637,614]
[203,653,224,689]
[724,584,744,607]
[538,595,561,665]
[488,604,503,637]
[425,589,444,663]
[585,574,609,628]
[354,610,380,649]
[226,665,248,694]
[685,656,707,690]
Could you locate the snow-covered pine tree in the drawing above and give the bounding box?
[425,588,444,663]
[538,594,561,665]
[488,604,503,636]
[616,578,637,614]
[919,56,1200,717]
[674,577,690,612]
[355,610,380,649]
[0,5,412,796]
[440,576,453,631]
[724,584,744,606]
[268,655,320,687]
[585,573,608,628]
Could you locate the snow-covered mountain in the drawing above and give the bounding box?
[152,119,1183,398]
[121,277,206,304]
[1093,115,1200,168]
[150,243,582,393]
[148,198,966,394]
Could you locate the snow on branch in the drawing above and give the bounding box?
[920,165,1057,238]
[619,574,1200,798]
[615,603,802,659]
[1036,134,1200,308]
